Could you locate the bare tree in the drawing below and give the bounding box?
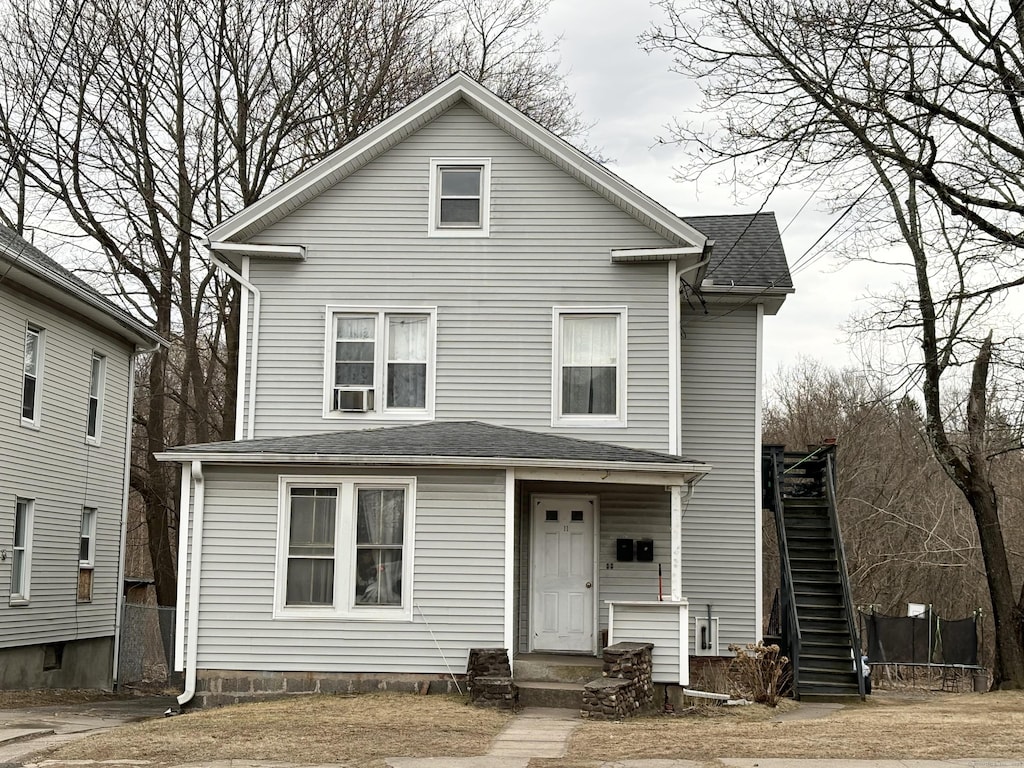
[0,0,582,614]
[645,0,1024,687]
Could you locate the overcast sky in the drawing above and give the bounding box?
[539,0,885,382]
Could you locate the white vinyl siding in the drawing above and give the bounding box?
[245,103,674,450]
[678,306,761,649]
[1,280,133,648]
[189,465,507,673]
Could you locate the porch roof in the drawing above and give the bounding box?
[157,420,710,484]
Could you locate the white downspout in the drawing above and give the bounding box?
[112,344,157,689]
[754,303,765,640]
[173,462,192,671]
[177,460,205,707]
[209,253,259,440]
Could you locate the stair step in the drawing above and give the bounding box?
[514,654,603,684]
[515,680,585,709]
[801,618,849,631]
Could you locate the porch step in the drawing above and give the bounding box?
[516,680,585,709]
[514,653,604,684]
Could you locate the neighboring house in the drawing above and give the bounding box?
[159,73,793,707]
[0,227,164,689]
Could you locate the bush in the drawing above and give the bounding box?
[727,642,792,706]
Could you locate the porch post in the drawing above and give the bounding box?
[670,484,684,601]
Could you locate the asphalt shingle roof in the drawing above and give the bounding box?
[683,213,794,290]
[0,225,163,345]
[166,420,703,467]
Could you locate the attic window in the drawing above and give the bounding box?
[428,158,491,237]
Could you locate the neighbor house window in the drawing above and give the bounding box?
[79,507,97,566]
[553,308,627,425]
[11,498,33,604]
[277,478,414,619]
[428,158,491,236]
[22,326,43,425]
[326,308,434,418]
[86,354,105,442]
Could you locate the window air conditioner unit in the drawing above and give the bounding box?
[333,387,374,412]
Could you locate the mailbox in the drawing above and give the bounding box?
[616,538,634,562]
[636,538,654,562]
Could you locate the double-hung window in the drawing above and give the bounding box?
[327,308,435,418]
[11,498,33,604]
[553,307,627,426]
[276,477,414,619]
[78,507,97,601]
[22,326,43,425]
[86,354,105,442]
[428,158,491,237]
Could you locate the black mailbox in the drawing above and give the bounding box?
[616,538,634,562]
[636,538,654,562]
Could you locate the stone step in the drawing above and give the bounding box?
[516,680,585,709]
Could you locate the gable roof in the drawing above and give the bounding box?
[157,420,709,482]
[683,213,793,291]
[205,73,709,251]
[0,226,165,348]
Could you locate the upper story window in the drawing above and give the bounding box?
[11,498,33,604]
[553,307,627,427]
[87,354,106,442]
[428,158,491,237]
[22,325,43,426]
[276,477,415,620]
[325,307,435,419]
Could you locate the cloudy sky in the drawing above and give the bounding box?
[539,0,885,380]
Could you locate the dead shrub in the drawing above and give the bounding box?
[727,642,792,706]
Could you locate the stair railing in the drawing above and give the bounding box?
[822,447,865,699]
[763,445,801,696]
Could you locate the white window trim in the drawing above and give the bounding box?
[86,353,106,445]
[551,306,628,428]
[21,325,43,429]
[273,475,416,621]
[427,158,491,238]
[11,498,34,605]
[322,306,436,421]
[80,507,97,567]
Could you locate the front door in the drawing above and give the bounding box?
[530,495,596,652]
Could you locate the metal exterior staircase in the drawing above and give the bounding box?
[763,445,864,700]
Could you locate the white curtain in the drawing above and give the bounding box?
[561,315,618,414]
[356,488,404,605]
[387,315,428,408]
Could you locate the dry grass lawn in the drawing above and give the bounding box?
[539,690,1024,766]
[41,693,511,768]
[0,689,128,709]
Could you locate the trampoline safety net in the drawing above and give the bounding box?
[862,611,978,666]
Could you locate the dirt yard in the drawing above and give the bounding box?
[21,689,1024,767]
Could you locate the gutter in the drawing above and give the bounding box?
[112,342,161,690]
[177,460,205,708]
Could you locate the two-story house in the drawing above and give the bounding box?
[158,74,793,707]
[1,226,164,689]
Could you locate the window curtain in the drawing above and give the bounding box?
[286,488,337,605]
[561,315,618,415]
[356,488,404,605]
[387,316,427,408]
[335,315,375,387]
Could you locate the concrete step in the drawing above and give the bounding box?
[514,653,603,684]
[516,681,585,709]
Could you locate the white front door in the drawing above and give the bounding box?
[530,495,596,653]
